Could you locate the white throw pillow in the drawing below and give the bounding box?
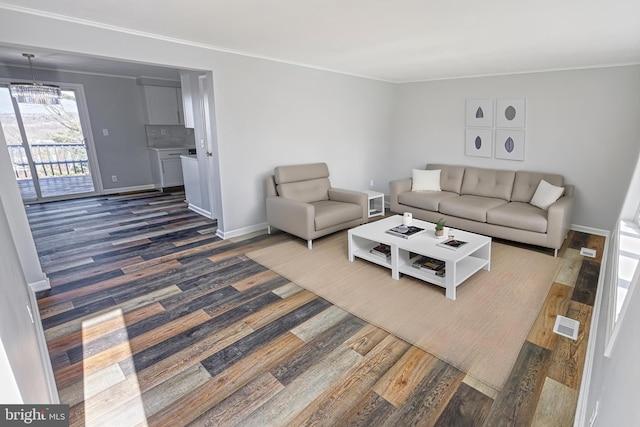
[530,179,565,210]
[412,169,441,192]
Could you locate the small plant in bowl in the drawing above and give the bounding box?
[435,218,446,238]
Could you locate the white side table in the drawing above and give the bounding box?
[363,190,385,218]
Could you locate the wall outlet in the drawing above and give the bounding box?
[370,179,374,188]
[111,175,117,182]
[102,128,109,136]
[160,128,166,135]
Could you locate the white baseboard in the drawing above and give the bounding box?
[28,277,50,292]
[187,203,212,219]
[101,184,156,195]
[217,222,268,240]
[573,231,610,427]
[27,289,59,404]
[571,224,611,238]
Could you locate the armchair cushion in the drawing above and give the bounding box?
[274,162,331,203]
[277,178,330,203]
[313,200,363,230]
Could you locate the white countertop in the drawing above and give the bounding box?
[148,146,195,152]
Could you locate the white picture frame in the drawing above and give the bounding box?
[465,99,493,127]
[496,99,526,128]
[465,129,492,158]
[495,129,525,161]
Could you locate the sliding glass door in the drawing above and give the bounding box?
[0,85,97,201]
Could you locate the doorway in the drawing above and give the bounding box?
[0,84,99,201]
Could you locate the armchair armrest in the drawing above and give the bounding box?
[266,196,315,239]
[389,178,412,212]
[328,188,368,220]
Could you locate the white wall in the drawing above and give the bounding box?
[211,52,395,233]
[0,127,52,403]
[586,246,640,426]
[389,66,640,231]
[0,101,48,289]
[1,9,638,235]
[0,8,395,237]
[583,150,640,426]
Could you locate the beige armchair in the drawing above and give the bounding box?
[266,163,368,249]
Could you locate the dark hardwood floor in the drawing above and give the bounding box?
[28,191,603,426]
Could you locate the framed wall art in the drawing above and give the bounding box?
[495,129,525,161]
[465,129,492,158]
[465,99,493,127]
[496,99,526,128]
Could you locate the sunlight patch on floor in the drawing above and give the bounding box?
[82,309,147,426]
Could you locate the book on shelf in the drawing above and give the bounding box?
[386,225,425,239]
[412,255,445,277]
[437,238,468,250]
[369,243,391,259]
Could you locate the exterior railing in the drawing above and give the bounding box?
[7,143,90,179]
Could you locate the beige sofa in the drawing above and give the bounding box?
[390,164,574,255]
[266,163,368,249]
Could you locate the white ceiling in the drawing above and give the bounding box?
[1,0,639,83]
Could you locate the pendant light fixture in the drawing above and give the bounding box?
[10,53,61,105]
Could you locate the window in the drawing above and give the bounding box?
[606,202,640,356]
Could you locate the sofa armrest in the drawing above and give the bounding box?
[389,178,412,213]
[266,196,315,238]
[329,188,368,220]
[546,194,574,248]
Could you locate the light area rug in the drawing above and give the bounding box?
[247,232,561,393]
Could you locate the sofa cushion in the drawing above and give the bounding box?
[439,195,507,222]
[427,164,465,194]
[530,180,565,210]
[511,171,564,203]
[398,191,459,211]
[487,202,548,233]
[460,167,515,201]
[412,169,441,191]
[312,200,362,230]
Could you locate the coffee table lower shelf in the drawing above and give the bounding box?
[348,223,491,300]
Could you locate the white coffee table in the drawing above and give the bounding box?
[348,216,491,300]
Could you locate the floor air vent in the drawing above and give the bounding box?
[580,247,597,258]
[553,315,580,340]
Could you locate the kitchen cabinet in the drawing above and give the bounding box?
[179,73,195,129]
[141,85,184,125]
[149,148,189,189]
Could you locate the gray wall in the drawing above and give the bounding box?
[387,66,640,231]
[0,64,153,191]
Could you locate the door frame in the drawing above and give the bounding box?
[0,78,103,201]
[198,74,223,230]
